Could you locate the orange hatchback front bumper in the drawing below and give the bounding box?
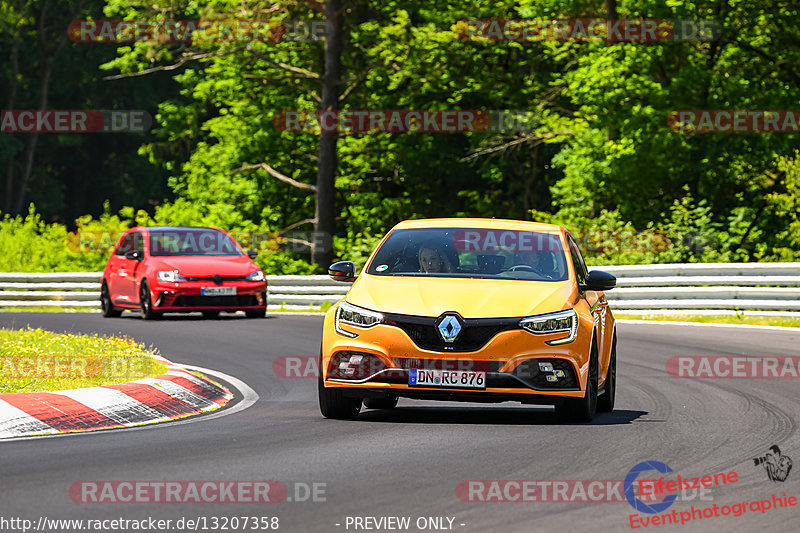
[321,306,596,404]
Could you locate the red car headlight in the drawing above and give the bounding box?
[245,270,266,282]
[157,270,188,283]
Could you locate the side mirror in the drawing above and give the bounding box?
[328,261,356,282]
[247,249,259,260]
[579,270,616,292]
[124,250,143,261]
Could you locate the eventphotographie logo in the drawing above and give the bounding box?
[753,445,793,482]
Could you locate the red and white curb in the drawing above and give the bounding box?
[0,360,233,439]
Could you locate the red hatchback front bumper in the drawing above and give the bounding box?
[150,280,267,312]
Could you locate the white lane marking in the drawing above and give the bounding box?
[57,388,169,426]
[0,365,259,442]
[0,399,59,438]
[617,319,800,332]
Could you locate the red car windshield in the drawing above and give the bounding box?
[149,229,243,256]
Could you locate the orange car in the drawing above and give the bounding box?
[318,218,617,422]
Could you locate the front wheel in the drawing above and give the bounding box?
[139,280,161,320]
[318,376,362,419]
[597,335,617,413]
[100,282,121,318]
[556,345,598,423]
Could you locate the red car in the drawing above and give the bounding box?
[101,226,268,319]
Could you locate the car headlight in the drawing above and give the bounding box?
[335,301,384,338]
[157,270,187,283]
[519,309,578,345]
[245,270,266,282]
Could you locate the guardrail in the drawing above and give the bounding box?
[1,263,799,313]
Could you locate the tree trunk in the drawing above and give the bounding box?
[13,78,47,214]
[605,0,618,20]
[312,0,343,270]
[12,0,81,214]
[4,31,21,213]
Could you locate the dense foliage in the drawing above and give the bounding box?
[1,0,798,272]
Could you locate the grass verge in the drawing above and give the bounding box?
[0,328,168,394]
[615,313,800,328]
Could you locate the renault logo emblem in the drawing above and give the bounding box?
[437,314,463,343]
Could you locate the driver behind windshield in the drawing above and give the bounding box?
[513,250,542,271]
[418,244,455,273]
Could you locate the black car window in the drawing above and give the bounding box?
[366,227,569,281]
[149,228,243,256]
[114,233,134,256]
[567,233,588,285]
[130,232,144,253]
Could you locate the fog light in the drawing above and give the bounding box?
[155,291,176,306]
[327,352,387,380]
[539,362,554,372]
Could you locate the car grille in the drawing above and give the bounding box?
[393,357,504,373]
[172,295,259,307]
[384,313,521,352]
[184,276,247,282]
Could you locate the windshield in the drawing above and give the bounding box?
[149,228,243,256]
[366,227,569,281]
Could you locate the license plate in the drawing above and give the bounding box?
[409,369,486,389]
[201,286,236,296]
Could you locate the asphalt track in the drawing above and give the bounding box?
[1,312,798,533]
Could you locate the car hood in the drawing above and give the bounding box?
[150,255,257,277]
[345,274,574,318]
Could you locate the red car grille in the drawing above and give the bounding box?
[172,295,259,307]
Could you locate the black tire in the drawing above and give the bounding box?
[597,335,617,413]
[318,376,362,420]
[202,310,220,319]
[139,280,161,320]
[556,344,598,423]
[245,309,266,318]
[100,282,122,318]
[363,396,399,410]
